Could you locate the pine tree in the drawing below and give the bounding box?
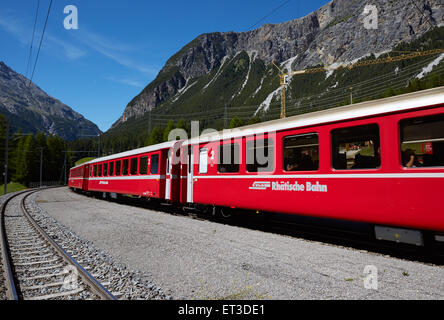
[163,120,176,142]
[229,116,244,129]
[145,127,164,146]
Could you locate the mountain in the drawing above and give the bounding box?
[0,61,101,141]
[113,0,444,129]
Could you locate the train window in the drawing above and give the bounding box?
[115,160,121,176]
[151,154,159,174]
[247,138,274,172]
[103,163,108,176]
[331,124,380,170]
[90,166,93,176]
[130,157,138,175]
[283,134,319,171]
[199,148,208,174]
[109,162,114,176]
[139,156,148,175]
[218,143,239,173]
[98,164,103,177]
[93,165,97,177]
[122,159,129,175]
[400,114,444,168]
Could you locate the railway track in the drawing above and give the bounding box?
[0,189,117,300]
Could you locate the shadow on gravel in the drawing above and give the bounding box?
[82,190,444,266]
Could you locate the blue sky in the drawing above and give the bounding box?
[0,0,330,132]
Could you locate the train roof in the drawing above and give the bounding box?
[183,86,444,146]
[70,86,444,171]
[70,140,177,169]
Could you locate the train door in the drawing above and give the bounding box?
[165,148,172,200]
[83,164,89,190]
[186,145,193,203]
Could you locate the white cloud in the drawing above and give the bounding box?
[73,28,159,76]
[105,75,144,88]
[0,12,86,61]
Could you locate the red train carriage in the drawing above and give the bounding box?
[68,163,87,190]
[69,87,444,246]
[181,87,444,244]
[70,141,180,200]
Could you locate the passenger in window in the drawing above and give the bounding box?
[300,154,314,170]
[403,149,419,168]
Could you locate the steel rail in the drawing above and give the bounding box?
[19,189,117,300]
[0,190,31,300]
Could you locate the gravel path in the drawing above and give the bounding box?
[34,187,444,300]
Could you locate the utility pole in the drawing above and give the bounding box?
[98,133,101,158]
[4,121,9,195]
[39,147,43,188]
[350,87,353,104]
[148,110,152,136]
[63,152,67,185]
[224,104,228,129]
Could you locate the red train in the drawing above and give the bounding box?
[69,87,444,247]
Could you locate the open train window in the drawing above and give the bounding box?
[218,143,239,173]
[283,133,319,171]
[98,164,103,177]
[247,138,274,172]
[139,156,148,175]
[115,160,121,176]
[199,148,208,174]
[93,165,97,177]
[400,114,444,168]
[103,163,108,176]
[130,157,138,175]
[122,159,129,175]
[109,161,114,176]
[331,124,380,170]
[150,154,159,174]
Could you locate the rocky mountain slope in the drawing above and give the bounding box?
[114,0,444,128]
[0,61,101,141]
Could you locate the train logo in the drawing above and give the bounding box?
[248,181,271,190]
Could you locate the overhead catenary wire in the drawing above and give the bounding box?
[25,0,40,82]
[29,0,53,85]
[247,0,293,30]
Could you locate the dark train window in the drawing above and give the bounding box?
[98,164,103,177]
[218,143,239,173]
[283,133,319,171]
[115,160,121,176]
[247,138,274,172]
[139,156,148,175]
[109,162,114,176]
[103,163,108,176]
[400,114,444,168]
[151,154,159,174]
[90,166,93,176]
[331,124,380,170]
[93,165,97,177]
[130,157,138,175]
[122,159,129,175]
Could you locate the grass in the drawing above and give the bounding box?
[0,182,27,195]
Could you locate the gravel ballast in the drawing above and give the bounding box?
[33,187,444,300]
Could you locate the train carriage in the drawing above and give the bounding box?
[181,87,444,243]
[72,141,180,200]
[70,87,444,246]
